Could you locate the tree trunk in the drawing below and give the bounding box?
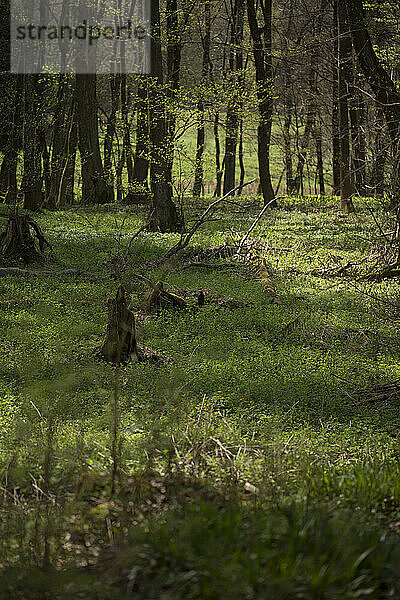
[349,80,367,196]
[22,75,43,211]
[76,74,114,205]
[0,75,22,206]
[213,112,223,197]
[332,0,340,196]
[103,75,119,178]
[346,0,400,203]
[47,76,77,207]
[283,103,294,194]
[247,0,276,207]
[371,107,387,197]
[193,0,211,198]
[147,0,181,232]
[315,119,325,194]
[338,1,355,213]
[237,119,246,195]
[130,76,150,202]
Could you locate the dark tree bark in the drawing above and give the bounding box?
[213,112,223,197]
[370,106,387,196]
[338,1,355,212]
[315,118,325,195]
[237,119,246,195]
[47,75,77,207]
[332,0,341,196]
[22,75,43,211]
[147,0,181,232]
[121,74,134,187]
[294,79,315,194]
[0,75,22,206]
[103,75,119,178]
[223,0,245,195]
[349,75,367,196]
[283,99,294,195]
[130,76,150,201]
[346,0,400,202]
[247,0,276,207]
[193,0,211,198]
[0,214,50,263]
[76,74,114,205]
[100,286,139,364]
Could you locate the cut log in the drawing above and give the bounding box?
[0,213,50,263]
[100,285,139,364]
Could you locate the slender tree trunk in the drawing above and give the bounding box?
[103,75,119,178]
[193,0,211,198]
[213,112,223,196]
[294,83,315,194]
[371,107,386,196]
[223,0,245,195]
[47,75,76,207]
[237,119,246,195]
[283,102,294,194]
[76,74,114,204]
[338,1,355,213]
[349,87,366,196]
[315,118,325,194]
[121,74,134,186]
[332,0,340,196]
[131,76,150,197]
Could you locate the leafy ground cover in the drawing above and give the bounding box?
[1,196,400,598]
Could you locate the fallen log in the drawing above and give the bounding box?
[141,280,187,312]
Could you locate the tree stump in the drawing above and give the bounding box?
[100,286,139,364]
[0,213,50,263]
[141,280,187,312]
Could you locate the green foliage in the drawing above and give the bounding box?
[1,198,400,596]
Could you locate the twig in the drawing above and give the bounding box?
[123,210,155,261]
[236,196,283,255]
[150,179,256,267]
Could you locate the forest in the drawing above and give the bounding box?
[1,0,400,597]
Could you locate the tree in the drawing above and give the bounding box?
[247,0,276,207]
[147,0,181,232]
[76,74,114,205]
[337,0,355,212]
[346,0,400,203]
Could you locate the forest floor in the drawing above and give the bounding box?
[1,195,400,598]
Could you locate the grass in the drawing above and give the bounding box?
[1,195,400,598]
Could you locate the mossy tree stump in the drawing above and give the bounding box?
[101,286,139,364]
[0,213,50,263]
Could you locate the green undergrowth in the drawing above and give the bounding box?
[1,196,400,598]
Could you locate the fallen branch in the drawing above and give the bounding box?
[177,261,238,271]
[150,179,256,268]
